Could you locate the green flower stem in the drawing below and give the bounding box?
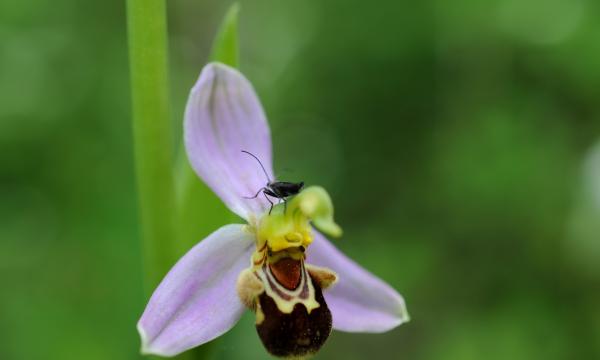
[127,3,240,358]
[126,0,177,294]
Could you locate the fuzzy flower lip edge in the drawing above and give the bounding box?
[137,62,409,357]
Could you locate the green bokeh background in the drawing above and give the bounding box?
[2,0,600,359]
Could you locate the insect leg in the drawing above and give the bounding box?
[244,187,266,199]
[263,192,275,215]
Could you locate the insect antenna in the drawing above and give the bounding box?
[241,150,271,182]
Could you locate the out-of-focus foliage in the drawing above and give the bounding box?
[2,0,599,359]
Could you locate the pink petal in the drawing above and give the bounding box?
[307,231,409,332]
[184,63,274,219]
[138,224,255,356]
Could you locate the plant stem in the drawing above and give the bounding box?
[126,0,177,294]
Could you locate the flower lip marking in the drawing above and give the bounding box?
[269,250,304,290]
[241,150,304,214]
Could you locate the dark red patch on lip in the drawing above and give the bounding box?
[269,257,301,290]
[256,275,332,358]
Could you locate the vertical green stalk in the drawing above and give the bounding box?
[127,2,240,358]
[126,0,177,294]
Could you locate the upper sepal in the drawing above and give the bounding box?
[184,63,274,220]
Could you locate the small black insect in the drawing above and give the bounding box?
[242,150,304,214]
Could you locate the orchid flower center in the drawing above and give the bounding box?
[247,186,342,314]
[238,186,343,358]
[251,186,342,265]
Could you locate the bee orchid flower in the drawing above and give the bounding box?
[137,62,409,358]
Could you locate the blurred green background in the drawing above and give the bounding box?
[2,0,600,359]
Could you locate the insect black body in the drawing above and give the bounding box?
[242,150,304,214]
